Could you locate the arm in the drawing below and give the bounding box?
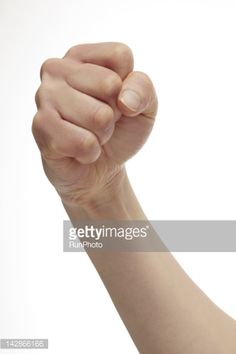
[64,169,236,354]
[32,42,236,354]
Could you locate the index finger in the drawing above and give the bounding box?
[63,42,134,80]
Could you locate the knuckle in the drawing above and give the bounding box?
[100,73,122,97]
[31,111,48,144]
[113,43,134,70]
[32,110,65,159]
[41,136,64,160]
[93,105,114,131]
[31,111,45,139]
[34,86,44,107]
[80,133,99,155]
[34,83,52,108]
[40,58,59,80]
[64,45,79,58]
[31,113,49,155]
[31,111,51,150]
[34,87,41,108]
[31,113,40,138]
[45,136,71,159]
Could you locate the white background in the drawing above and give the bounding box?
[0,0,236,353]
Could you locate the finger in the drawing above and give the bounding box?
[63,42,134,80]
[66,63,122,103]
[38,58,122,122]
[51,84,115,145]
[65,63,122,123]
[40,59,122,102]
[117,71,158,118]
[32,109,101,164]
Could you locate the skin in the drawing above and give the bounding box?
[32,42,236,353]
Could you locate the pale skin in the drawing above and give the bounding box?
[32,42,236,353]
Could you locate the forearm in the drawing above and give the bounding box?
[63,169,236,354]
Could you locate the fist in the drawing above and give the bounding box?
[32,42,158,207]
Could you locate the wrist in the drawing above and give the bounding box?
[62,168,146,221]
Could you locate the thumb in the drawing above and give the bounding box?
[117,71,158,118]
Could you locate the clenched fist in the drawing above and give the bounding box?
[32,42,158,208]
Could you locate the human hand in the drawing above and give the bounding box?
[32,42,158,208]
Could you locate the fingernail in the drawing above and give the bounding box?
[120,90,141,112]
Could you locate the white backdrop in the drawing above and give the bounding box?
[0,0,236,353]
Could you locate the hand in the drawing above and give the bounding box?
[32,42,158,208]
